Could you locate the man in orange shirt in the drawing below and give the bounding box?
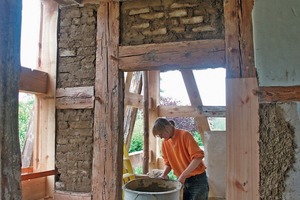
[152,117,209,200]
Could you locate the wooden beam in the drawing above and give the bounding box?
[124,72,143,149]
[226,78,259,200]
[52,0,82,6]
[119,39,225,72]
[19,67,48,94]
[56,86,94,109]
[180,69,210,141]
[158,105,226,118]
[124,92,143,108]
[92,2,123,200]
[143,71,149,174]
[21,169,56,181]
[256,86,300,103]
[224,0,256,78]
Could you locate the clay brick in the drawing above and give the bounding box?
[180,16,204,24]
[169,9,188,18]
[129,8,150,15]
[192,25,216,32]
[132,22,150,29]
[143,28,167,36]
[140,12,164,20]
[170,3,198,9]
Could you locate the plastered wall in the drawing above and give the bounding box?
[253,1,300,199]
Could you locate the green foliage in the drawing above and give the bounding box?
[18,94,34,151]
[129,109,144,153]
[192,131,203,146]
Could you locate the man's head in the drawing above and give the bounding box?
[152,118,174,140]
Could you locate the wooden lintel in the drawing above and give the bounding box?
[19,67,48,94]
[21,169,56,181]
[256,86,300,103]
[119,39,225,72]
[124,92,143,108]
[53,0,82,6]
[159,105,226,118]
[56,86,94,109]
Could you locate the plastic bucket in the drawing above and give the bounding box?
[123,178,182,200]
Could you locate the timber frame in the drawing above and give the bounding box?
[15,0,300,199]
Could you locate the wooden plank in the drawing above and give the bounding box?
[33,1,58,197]
[22,177,46,200]
[226,78,259,200]
[148,71,160,170]
[180,69,210,142]
[53,0,82,5]
[124,92,143,108]
[124,72,143,149]
[224,0,255,78]
[54,191,92,200]
[158,105,226,118]
[119,39,225,72]
[256,86,300,103]
[92,2,123,200]
[56,86,94,109]
[19,67,48,94]
[143,71,149,174]
[21,169,56,181]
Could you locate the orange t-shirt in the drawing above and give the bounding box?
[161,128,206,178]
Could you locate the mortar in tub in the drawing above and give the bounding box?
[123,178,182,200]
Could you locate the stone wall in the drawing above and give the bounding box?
[120,0,224,45]
[56,5,97,192]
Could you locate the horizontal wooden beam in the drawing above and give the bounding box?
[19,67,48,94]
[256,86,300,103]
[124,92,143,108]
[56,86,94,109]
[53,0,82,6]
[119,39,225,72]
[158,105,226,118]
[21,169,56,181]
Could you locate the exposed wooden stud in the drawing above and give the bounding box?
[92,2,123,199]
[124,72,143,149]
[19,67,48,94]
[158,105,226,118]
[148,71,160,170]
[56,86,94,109]
[224,0,255,78]
[226,78,259,200]
[119,39,225,72]
[180,69,210,142]
[143,71,149,174]
[124,92,143,108]
[33,1,58,198]
[224,0,259,199]
[256,86,300,103]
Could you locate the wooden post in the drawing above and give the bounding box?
[143,71,149,174]
[93,2,123,199]
[0,0,22,198]
[148,71,160,170]
[224,0,259,199]
[34,0,58,197]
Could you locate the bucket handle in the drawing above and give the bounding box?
[133,194,159,200]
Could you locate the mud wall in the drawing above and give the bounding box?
[120,0,224,45]
[259,104,297,199]
[56,5,97,192]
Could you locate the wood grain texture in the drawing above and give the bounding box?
[19,67,48,94]
[56,86,94,109]
[119,39,225,71]
[92,2,123,199]
[257,86,300,102]
[226,78,259,200]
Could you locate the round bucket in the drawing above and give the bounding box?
[123,178,182,200]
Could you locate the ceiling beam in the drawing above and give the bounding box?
[119,39,225,72]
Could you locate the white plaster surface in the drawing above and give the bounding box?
[253,0,300,86]
[204,131,226,199]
